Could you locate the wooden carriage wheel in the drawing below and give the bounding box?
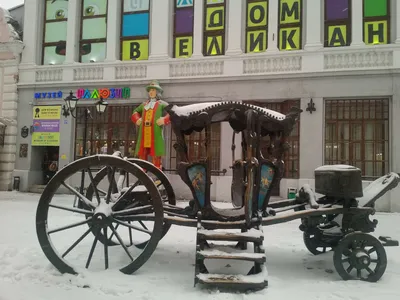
[36,155,164,275]
[85,158,176,249]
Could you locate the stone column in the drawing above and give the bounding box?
[225,0,243,55]
[192,0,204,58]
[395,0,400,43]
[64,0,81,64]
[149,0,170,60]
[20,0,44,65]
[304,0,323,50]
[267,0,279,52]
[105,0,121,61]
[351,0,365,47]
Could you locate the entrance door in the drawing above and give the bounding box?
[42,146,59,184]
[245,100,301,196]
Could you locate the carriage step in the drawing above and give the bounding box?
[379,236,399,247]
[197,228,263,243]
[196,265,268,292]
[197,249,266,263]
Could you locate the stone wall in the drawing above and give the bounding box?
[0,7,24,190]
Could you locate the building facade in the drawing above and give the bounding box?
[0,7,23,191]
[12,0,400,212]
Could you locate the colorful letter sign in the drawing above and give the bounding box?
[121,0,150,61]
[363,0,389,45]
[34,91,63,99]
[278,0,302,51]
[76,87,131,99]
[174,0,194,58]
[325,0,350,47]
[32,106,61,146]
[203,0,226,56]
[246,0,268,53]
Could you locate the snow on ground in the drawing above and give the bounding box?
[1,191,400,300]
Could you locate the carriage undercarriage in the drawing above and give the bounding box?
[36,101,400,293]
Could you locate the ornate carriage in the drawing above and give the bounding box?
[35,101,399,292]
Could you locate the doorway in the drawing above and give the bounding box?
[42,146,59,184]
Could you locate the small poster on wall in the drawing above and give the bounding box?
[31,106,61,146]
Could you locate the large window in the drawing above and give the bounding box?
[363,0,390,45]
[42,0,69,65]
[79,0,108,63]
[245,0,268,53]
[278,0,302,51]
[324,0,351,47]
[121,0,151,61]
[245,100,300,179]
[74,105,137,159]
[173,0,195,58]
[325,99,389,179]
[203,0,226,56]
[169,122,221,171]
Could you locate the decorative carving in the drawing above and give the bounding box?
[115,64,147,79]
[243,56,302,74]
[19,144,28,158]
[324,50,393,70]
[35,68,63,82]
[73,67,104,81]
[169,60,224,77]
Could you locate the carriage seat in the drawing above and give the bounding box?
[319,172,400,235]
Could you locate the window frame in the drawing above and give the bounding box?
[79,0,109,63]
[42,0,68,65]
[74,104,138,160]
[324,0,352,47]
[362,0,391,45]
[119,0,151,61]
[324,98,390,179]
[173,0,195,58]
[245,0,269,53]
[277,0,303,51]
[202,0,227,56]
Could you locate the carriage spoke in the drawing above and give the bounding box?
[62,226,93,258]
[48,217,92,234]
[128,221,133,246]
[106,167,117,204]
[49,203,92,215]
[112,205,153,216]
[87,168,101,205]
[366,267,375,275]
[109,223,134,261]
[112,180,141,208]
[139,221,149,231]
[62,181,97,209]
[103,227,109,269]
[113,218,152,235]
[341,258,349,263]
[108,223,119,242]
[356,269,361,279]
[367,248,376,254]
[85,227,101,269]
[370,258,379,263]
[346,265,353,273]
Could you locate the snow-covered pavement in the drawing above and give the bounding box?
[1,191,400,300]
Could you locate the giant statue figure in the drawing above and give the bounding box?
[131,80,170,169]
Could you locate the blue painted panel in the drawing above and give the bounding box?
[258,164,275,208]
[187,164,207,207]
[122,13,149,37]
